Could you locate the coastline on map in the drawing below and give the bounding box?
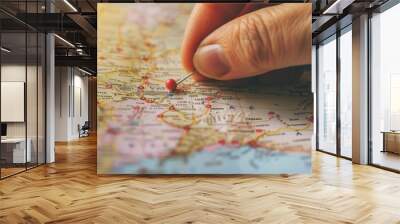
[99,145,311,175]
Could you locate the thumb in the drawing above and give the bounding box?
[192,4,311,80]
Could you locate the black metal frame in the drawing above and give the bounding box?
[315,44,319,151]
[367,10,373,166]
[0,0,47,180]
[336,27,341,158]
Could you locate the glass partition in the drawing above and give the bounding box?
[0,1,46,179]
[1,30,28,177]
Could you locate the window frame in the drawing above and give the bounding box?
[315,24,353,161]
[367,0,400,173]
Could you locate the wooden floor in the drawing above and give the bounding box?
[1,135,400,224]
[1,167,26,178]
[373,151,400,171]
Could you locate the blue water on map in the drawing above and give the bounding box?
[112,146,311,174]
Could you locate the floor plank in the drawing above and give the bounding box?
[1,135,400,224]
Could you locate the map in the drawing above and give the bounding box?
[97,4,313,174]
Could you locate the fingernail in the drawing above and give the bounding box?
[193,44,230,78]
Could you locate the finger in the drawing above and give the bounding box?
[192,3,312,80]
[181,3,246,72]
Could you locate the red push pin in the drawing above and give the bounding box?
[165,72,193,92]
[165,79,177,92]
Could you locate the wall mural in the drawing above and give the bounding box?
[97,4,313,174]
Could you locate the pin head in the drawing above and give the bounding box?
[165,72,193,92]
[165,79,177,92]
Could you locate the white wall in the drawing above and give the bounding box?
[72,73,89,137]
[55,66,70,141]
[54,67,89,141]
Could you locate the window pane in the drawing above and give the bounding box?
[371,3,400,171]
[318,36,337,154]
[340,28,352,158]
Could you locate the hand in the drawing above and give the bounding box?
[181,3,311,81]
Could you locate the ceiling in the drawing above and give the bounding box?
[312,0,392,44]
